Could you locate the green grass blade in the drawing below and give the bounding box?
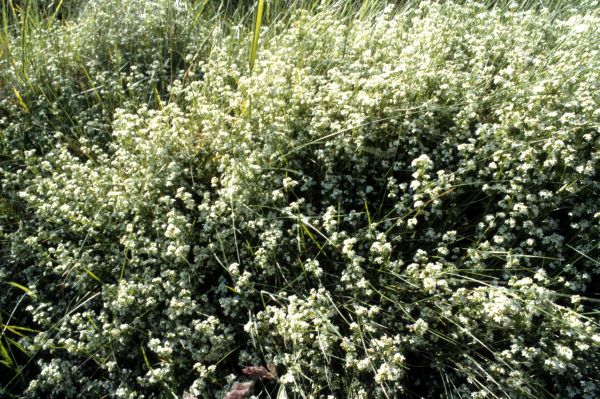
[1,325,38,337]
[249,0,265,72]
[0,339,14,368]
[83,267,102,283]
[11,87,29,113]
[6,336,29,356]
[140,345,152,370]
[6,282,30,294]
[193,0,210,23]
[46,0,64,28]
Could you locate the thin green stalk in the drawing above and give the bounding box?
[249,0,264,73]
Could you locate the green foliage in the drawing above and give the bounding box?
[1,0,599,398]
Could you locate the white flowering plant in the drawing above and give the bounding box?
[1,0,599,398]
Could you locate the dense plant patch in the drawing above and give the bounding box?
[1,0,599,398]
